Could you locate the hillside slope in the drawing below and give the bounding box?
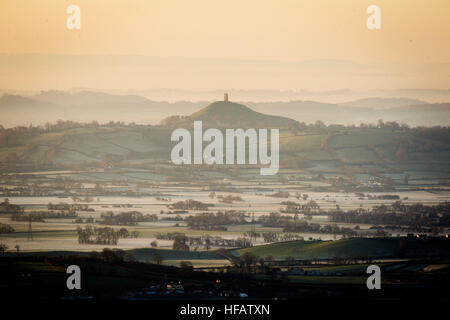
[237,238,450,260]
[187,101,297,128]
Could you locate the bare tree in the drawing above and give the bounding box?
[153,252,163,265]
[0,243,8,255]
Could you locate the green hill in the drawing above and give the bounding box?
[127,247,223,261]
[0,125,170,163]
[6,247,224,262]
[1,103,449,176]
[236,238,450,260]
[188,101,297,128]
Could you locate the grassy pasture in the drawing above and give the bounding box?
[237,238,407,260]
[330,131,396,148]
[335,147,382,164]
[279,133,326,152]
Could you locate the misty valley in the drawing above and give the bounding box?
[0,95,449,302]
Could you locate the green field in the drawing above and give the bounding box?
[335,147,382,164]
[1,123,449,182]
[279,133,326,152]
[329,131,399,148]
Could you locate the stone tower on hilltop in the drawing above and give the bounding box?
[224,93,229,102]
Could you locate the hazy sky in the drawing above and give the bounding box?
[0,0,449,91]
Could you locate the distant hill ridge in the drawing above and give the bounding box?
[1,90,449,128]
[34,90,150,106]
[339,97,426,109]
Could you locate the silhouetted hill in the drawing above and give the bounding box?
[185,100,297,128]
[0,92,202,127]
[0,94,55,108]
[34,90,150,106]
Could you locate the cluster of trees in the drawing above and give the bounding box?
[258,212,357,236]
[0,198,23,214]
[74,217,94,224]
[161,115,188,127]
[88,248,136,264]
[48,202,94,211]
[366,194,400,200]
[190,234,253,249]
[230,252,262,271]
[169,199,211,211]
[172,234,190,251]
[243,231,303,243]
[188,224,227,231]
[0,222,14,234]
[11,210,77,221]
[46,248,137,267]
[217,194,243,203]
[157,232,253,249]
[0,243,8,254]
[76,226,138,245]
[283,221,357,236]
[258,212,293,227]
[156,232,188,241]
[164,215,184,221]
[11,213,44,222]
[100,211,158,226]
[185,211,247,230]
[280,200,320,213]
[287,119,442,135]
[329,201,450,228]
[260,232,303,243]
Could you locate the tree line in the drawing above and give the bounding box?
[76,225,139,245]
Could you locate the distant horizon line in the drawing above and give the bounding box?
[1,52,448,64]
[3,88,450,106]
[2,87,449,94]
